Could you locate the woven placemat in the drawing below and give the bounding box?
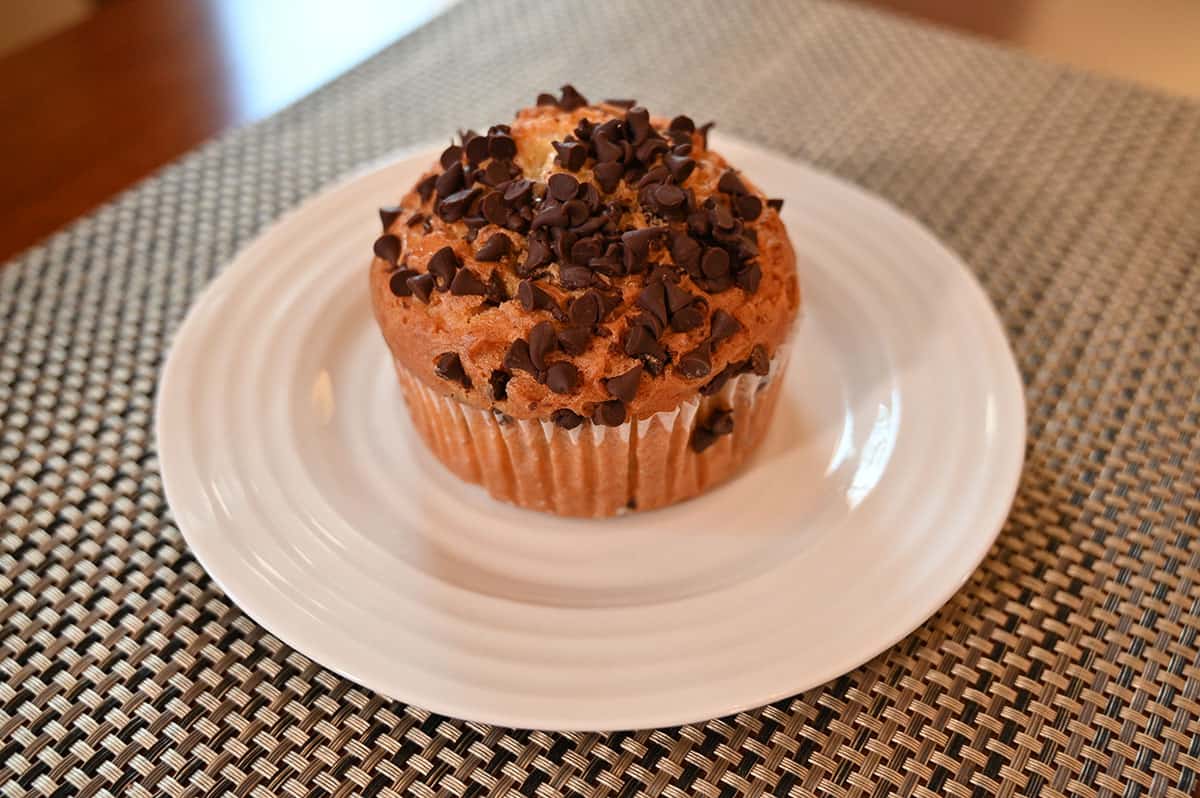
[3,0,1199,795]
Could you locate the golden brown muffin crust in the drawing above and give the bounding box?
[369,87,800,425]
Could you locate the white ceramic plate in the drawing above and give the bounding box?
[157,137,1025,731]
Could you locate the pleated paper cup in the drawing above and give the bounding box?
[394,349,788,518]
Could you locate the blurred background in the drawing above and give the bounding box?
[2,0,1199,262]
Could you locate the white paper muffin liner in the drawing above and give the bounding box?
[395,347,790,517]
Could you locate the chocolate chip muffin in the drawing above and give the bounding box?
[369,86,800,517]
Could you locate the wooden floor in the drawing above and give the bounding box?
[1,0,1198,262]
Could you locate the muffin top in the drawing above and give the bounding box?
[369,86,800,427]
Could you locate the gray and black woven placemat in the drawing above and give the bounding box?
[3,1,1199,795]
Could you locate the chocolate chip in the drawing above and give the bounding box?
[579,182,601,213]
[434,352,471,389]
[435,162,465,198]
[709,202,736,231]
[517,280,556,314]
[663,153,695,183]
[698,121,715,149]
[550,228,576,263]
[557,325,592,356]
[545,362,581,394]
[379,205,403,231]
[440,144,463,170]
[625,309,660,338]
[689,407,733,453]
[604,98,637,108]
[573,118,594,142]
[677,344,712,378]
[478,191,505,226]
[735,262,762,293]
[642,259,675,281]
[669,115,695,133]
[636,282,669,327]
[712,219,745,246]
[671,304,705,333]
[748,344,770,376]
[559,265,595,290]
[667,129,691,147]
[427,246,460,290]
[701,247,730,279]
[767,198,784,211]
[489,133,517,160]
[537,92,558,106]
[563,200,589,227]
[716,170,747,196]
[636,166,670,188]
[389,269,417,296]
[504,339,536,374]
[593,161,624,193]
[503,179,534,204]
[621,141,635,168]
[573,218,607,242]
[636,138,669,164]
[567,291,601,325]
[475,232,511,261]
[416,173,437,202]
[620,165,644,186]
[599,290,623,319]
[690,427,717,453]
[373,234,401,264]
[570,236,603,265]
[709,408,734,435]
[709,309,742,343]
[484,270,508,305]
[463,133,490,165]
[406,212,427,228]
[622,226,666,270]
[670,232,702,275]
[625,106,652,145]
[522,235,553,274]
[479,159,512,186]
[592,399,627,426]
[624,323,667,362]
[529,321,558,370]
[595,117,622,140]
[551,408,585,429]
[687,209,711,238]
[406,272,434,302]
[438,186,480,222]
[531,203,569,231]
[548,173,580,202]
[593,132,623,163]
[552,140,587,172]
[559,84,588,111]
[673,142,693,156]
[663,281,696,315]
[488,369,510,401]
[603,364,642,404]
[734,195,763,221]
[735,235,759,261]
[648,183,686,212]
[450,268,487,296]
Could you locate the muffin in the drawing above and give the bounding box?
[369,86,800,517]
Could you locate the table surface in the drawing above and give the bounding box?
[3,0,1200,263]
